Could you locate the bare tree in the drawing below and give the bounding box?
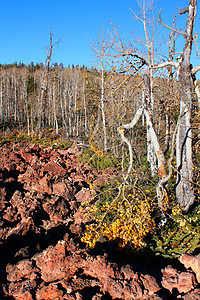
[40,29,58,129]
[154,0,199,211]
[91,26,111,152]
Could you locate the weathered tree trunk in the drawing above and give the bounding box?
[0,76,3,123]
[175,0,196,211]
[155,0,197,211]
[164,114,170,152]
[83,89,88,137]
[118,103,166,208]
[52,82,59,135]
[144,69,157,176]
[100,67,107,152]
[60,79,68,136]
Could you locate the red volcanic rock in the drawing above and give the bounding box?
[179,253,200,283]
[182,288,200,299]
[6,217,34,238]
[161,265,179,292]
[178,272,197,294]
[37,174,52,195]
[40,161,66,177]
[91,294,104,300]
[8,280,36,300]
[20,150,35,164]
[161,265,196,294]
[10,190,38,219]
[74,188,93,225]
[7,260,38,282]
[59,277,99,294]
[53,182,70,200]
[82,255,118,279]
[140,274,161,296]
[0,187,6,209]
[18,166,40,188]
[69,223,82,235]
[121,264,138,280]
[74,206,91,225]
[3,205,18,222]
[42,196,69,223]
[82,255,160,299]
[70,172,85,185]
[36,283,63,300]
[33,240,67,282]
[75,188,92,204]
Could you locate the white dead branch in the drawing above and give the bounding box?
[118,104,167,208]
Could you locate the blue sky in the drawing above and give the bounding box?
[0,0,199,68]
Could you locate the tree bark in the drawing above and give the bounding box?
[175,0,196,211]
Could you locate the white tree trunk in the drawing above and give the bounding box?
[100,68,107,152]
[176,100,194,211]
[118,104,166,208]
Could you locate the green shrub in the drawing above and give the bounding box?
[150,204,200,258]
[80,147,121,170]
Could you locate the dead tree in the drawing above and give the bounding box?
[40,29,58,129]
[118,100,167,209]
[154,0,199,211]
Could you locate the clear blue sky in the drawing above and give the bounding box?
[0,0,199,68]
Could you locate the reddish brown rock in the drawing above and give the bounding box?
[74,207,91,225]
[42,196,69,223]
[69,223,82,235]
[91,294,103,300]
[75,188,92,204]
[8,280,36,300]
[10,190,38,219]
[82,255,160,299]
[0,187,6,209]
[121,264,138,280]
[40,161,66,177]
[6,217,34,238]
[36,283,63,300]
[161,265,196,294]
[178,272,197,294]
[37,174,52,195]
[140,274,161,296]
[18,166,40,188]
[33,240,67,282]
[20,150,35,163]
[3,205,18,222]
[59,277,99,293]
[179,253,200,283]
[70,172,85,184]
[7,260,38,282]
[182,288,200,299]
[53,182,70,199]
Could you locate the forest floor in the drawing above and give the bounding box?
[0,139,200,300]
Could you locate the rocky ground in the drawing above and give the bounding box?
[0,141,200,300]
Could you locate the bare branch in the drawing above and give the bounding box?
[120,105,144,131]
[157,9,187,37]
[117,126,134,180]
[152,61,178,70]
[179,7,189,15]
[191,65,200,74]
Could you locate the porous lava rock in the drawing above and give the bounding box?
[179,253,200,283]
[161,265,196,294]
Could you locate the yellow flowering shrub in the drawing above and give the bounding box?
[81,184,155,249]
